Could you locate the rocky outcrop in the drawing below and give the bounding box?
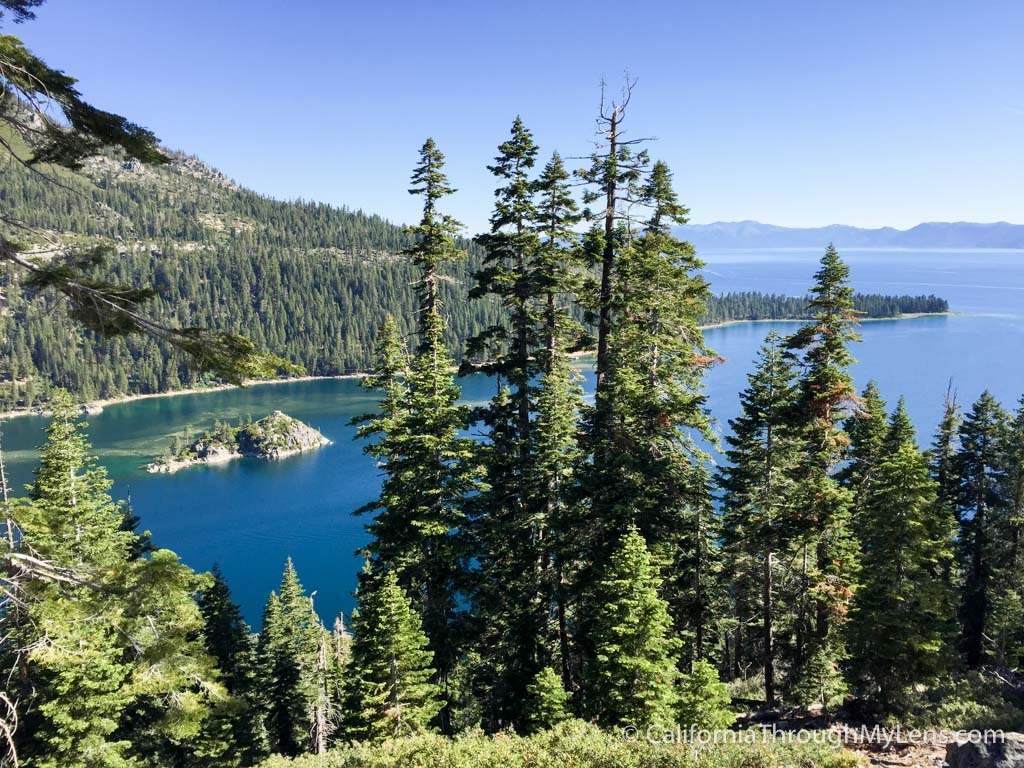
[946,733,1024,768]
[235,411,331,459]
[145,411,329,473]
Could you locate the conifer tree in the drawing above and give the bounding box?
[577,78,649,399]
[533,151,587,371]
[955,391,1008,668]
[358,141,478,721]
[579,159,717,670]
[462,120,551,731]
[467,127,590,732]
[719,331,801,706]
[993,397,1024,668]
[343,569,441,742]
[784,244,860,692]
[257,559,323,756]
[676,659,735,731]
[788,644,847,715]
[354,315,408,443]
[586,526,680,728]
[848,398,955,708]
[5,392,229,768]
[466,116,541,451]
[531,349,585,691]
[931,385,962,526]
[199,565,268,762]
[523,666,573,734]
[841,380,888,509]
[666,462,725,668]
[529,150,587,692]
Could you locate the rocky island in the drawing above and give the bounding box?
[145,411,330,473]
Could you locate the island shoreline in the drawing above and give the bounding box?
[0,311,956,421]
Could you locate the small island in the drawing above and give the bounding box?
[145,411,330,473]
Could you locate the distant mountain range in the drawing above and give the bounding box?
[680,221,1024,250]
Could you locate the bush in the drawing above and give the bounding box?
[258,720,863,768]
[726,672,766,706]
[899,672,1024,732]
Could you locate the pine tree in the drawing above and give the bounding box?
[784,244,860,692]
[676,659,735,731]
[7,392,229,768]
[466,116,541,447]
[577,78,650,399]
[199,564,268,762]
[358,141,478,724]
[343,569,441,742]
[21,390,134,570]
[788,644,847,715]
[955,391,1008,668]
[529,149,587,693]
[718,331,801,706]
[577,159,716,673]
[848,398,955,709]
[523,666,573,734]
[462,119,550,731]
[841,380,888,509]
[931,384,962,527]
[992,397,1024,668]
[666,461,725,668]
[532,151,587,371]
[531,349,585,693]
[257,559,323,756]
[586,526,680,728]
[201,565,257,694]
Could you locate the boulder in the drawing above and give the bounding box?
[946,733,1024,768]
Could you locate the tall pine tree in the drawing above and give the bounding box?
[784,244,861,701]
[257,559,324,756]
[343,568,442,741]
[955,391,1008,669]
[719,331,801,706]
[848,398,955,709]
[358,140,478,729]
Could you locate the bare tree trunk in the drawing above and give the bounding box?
[595,110,618,397]
[763,549,776,706]
[312,630,330,754]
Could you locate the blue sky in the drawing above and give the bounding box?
[14,0,1024,232]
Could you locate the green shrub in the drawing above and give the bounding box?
[258,720,863,768]
[899,672,1024,732]
[726,672,766,706]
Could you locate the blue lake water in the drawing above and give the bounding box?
[3,248,1023,626]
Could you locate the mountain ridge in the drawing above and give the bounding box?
[680,220,1024,249]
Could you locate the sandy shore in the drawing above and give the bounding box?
[0,312,954,421]
[0,373,363,421]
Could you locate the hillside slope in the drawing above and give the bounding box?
[0,146,503,406]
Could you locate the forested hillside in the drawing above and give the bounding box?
[0,145,505,406]
[0,145,948,409]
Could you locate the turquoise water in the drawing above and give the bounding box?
[3,248,1023,625]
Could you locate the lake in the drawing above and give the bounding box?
[3,248,1023,627]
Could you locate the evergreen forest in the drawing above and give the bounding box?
[0,6,1018,767]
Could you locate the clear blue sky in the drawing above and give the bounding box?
[14,0,1024,232]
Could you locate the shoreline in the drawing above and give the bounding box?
[697,310,955,331]
[0,311,955,421]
